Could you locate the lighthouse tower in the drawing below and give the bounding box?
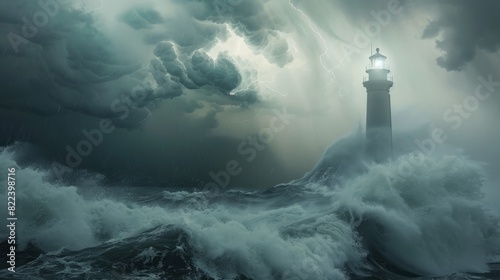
[363,48,393,163]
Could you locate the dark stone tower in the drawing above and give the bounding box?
[363,48,393,162]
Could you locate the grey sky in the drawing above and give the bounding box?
[0,0,499,192]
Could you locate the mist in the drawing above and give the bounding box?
[1,0,499,194]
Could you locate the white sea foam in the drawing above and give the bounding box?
[1,132,499,279]
[330,154,500,276]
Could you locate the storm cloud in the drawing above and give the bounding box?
[0,0,290,129]
[1,0,499,191]
[0,0,296,188]
[421,0,500,71]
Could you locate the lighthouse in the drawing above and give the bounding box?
[363,48,393,163]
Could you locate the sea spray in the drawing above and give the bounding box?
[1,130,499,279]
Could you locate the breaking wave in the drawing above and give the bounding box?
[1,130,499,279]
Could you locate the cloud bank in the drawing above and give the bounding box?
[421,0,500,71]
[0,0,294,129]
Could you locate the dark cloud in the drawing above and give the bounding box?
[1,0,499,193]
[151,41,257,105]
[0,1,156,126]
[153,42,192,86]
[0,0,290,189]
[182,0,293,67]
[134,4,225,53]
[0,0,264,130]
[421,0,500,71]
[188,51,242,94]
[120,6,164,30]
[173,95,205,113]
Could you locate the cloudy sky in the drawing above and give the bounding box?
[1,0,499,192]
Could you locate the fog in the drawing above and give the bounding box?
[1,0,499,191]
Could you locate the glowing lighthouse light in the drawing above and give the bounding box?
[370,48,387,69]
[373,57,384,69]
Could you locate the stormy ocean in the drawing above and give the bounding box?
[1,130,499,280]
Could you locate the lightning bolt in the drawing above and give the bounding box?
[228,88,280,124]
[288,0,358,98]
[228,71,287,123]
[288,0,337,82]
[231,70,287,97]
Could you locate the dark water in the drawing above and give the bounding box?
[1,131,499,279]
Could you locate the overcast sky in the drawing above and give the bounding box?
[1,0,499,192]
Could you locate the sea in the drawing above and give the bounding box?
[1,130,499,279]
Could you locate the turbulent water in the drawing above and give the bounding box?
[1,130,499,280]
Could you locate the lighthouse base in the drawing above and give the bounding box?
[366,127,393,163]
